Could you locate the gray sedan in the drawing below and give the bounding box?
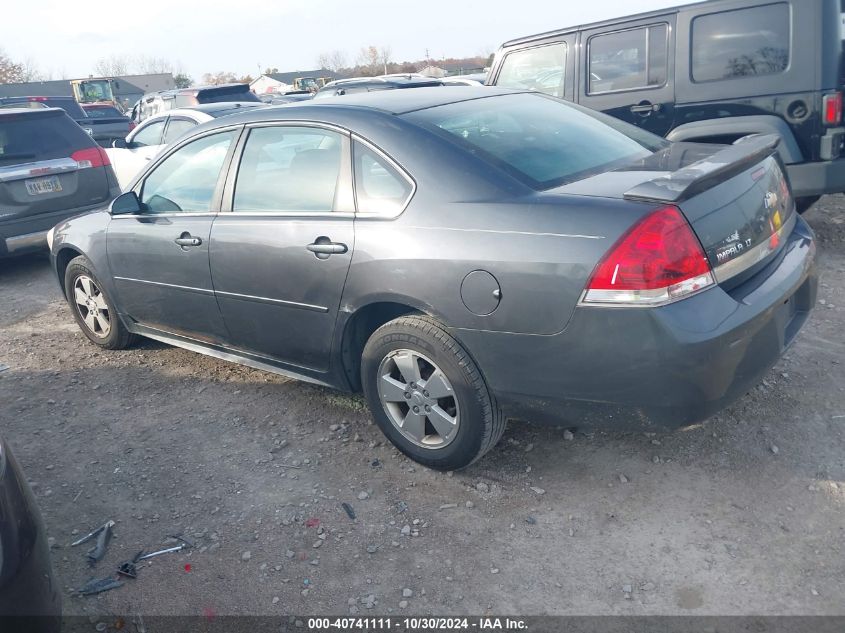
[48,88,817,470]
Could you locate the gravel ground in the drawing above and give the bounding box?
[0,199,844,620]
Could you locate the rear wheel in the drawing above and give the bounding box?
[64,256,135,349]
[361,315,505,470]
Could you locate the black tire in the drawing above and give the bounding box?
[64,255,136,350]
[361,315,505,470]
[796,196,820,214]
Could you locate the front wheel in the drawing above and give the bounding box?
[361,315,505,470]
[64,255,136,349]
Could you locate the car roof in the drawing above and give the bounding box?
[323,76,443,89]
[303,85,517,114]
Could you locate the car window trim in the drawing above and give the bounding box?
[219,120,354,217]
[350,134,416,219]
[162,115,198,144]
[113,124,245,220]
[585,21,670,96]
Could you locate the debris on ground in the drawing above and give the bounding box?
[79,576,124,596]
[341,503,356,520]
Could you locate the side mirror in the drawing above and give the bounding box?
[112,137,128,149]
[110,191,143,215]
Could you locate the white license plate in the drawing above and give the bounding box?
[25,176,62,195]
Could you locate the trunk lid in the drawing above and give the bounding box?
[554,136,795,289]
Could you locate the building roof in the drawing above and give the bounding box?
[0,73,175,99]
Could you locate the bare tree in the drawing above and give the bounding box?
[378,46,392,75]
[136,55,184,75]
[355,46,381,76]
[201,71,239,85]
[94,54,132,77]
[316,50,348,73]
[0,48,24,84]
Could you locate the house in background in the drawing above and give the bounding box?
[250,69,340,94]
[0,73,175,108]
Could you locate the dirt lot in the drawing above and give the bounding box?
[1,200,844,621]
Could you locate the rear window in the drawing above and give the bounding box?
[83,105,123,118]
[691,3,790,82]
[195,90,260,104]
[405,93,665,189]
[0,112,93,164]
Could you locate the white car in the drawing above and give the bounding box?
[106,102,265,189]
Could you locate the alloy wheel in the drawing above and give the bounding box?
[376,349,460,449]
[73,275,111,338]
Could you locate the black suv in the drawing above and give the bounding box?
[487,0,844,211]
[0,108,120,257]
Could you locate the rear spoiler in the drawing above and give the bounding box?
[623,134,780,204]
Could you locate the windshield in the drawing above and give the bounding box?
[77,80,115,103]
[405,92,668,189]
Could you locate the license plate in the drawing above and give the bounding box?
[25,175,62,195]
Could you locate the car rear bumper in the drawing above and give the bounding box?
[455,216,817,430]
[787,157,845,198]
[0,198,115,257]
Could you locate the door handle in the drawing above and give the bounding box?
[175,235,202,247]
[630,102,661,114]
[307,237,348,259]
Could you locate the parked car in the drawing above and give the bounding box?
[80,103,133,146]
[49,88,816,470]
[263,92,314,105]
[0,107,120,257]
[0,436,62,632]
[107,102,266,189]
[0,96,128,147]
[441,73,488,86]
[487,0,843,212]
[131,83,261,125]
[313,76,445,99]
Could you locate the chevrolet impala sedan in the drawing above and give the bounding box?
[48,88,817,470]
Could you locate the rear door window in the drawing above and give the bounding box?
[496,42,567,97]
[233,126,344,212]
[691,3,790,82]
[163,118,197,144]
[588,24,668,94]
[0,112,92,163]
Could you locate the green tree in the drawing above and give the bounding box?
[173,73,193,88]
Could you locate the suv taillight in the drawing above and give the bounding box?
[581,206,714,307]
[823,92,843,126]
[71,147,110,169]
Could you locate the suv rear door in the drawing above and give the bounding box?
[0,109,113,238]
[578,14,676,135]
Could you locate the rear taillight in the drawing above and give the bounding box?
[582,206,714,307]
[823,92,842,126]
[71,147,110,169]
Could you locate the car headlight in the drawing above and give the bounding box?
[46,226,55,251]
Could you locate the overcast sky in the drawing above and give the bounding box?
[3,0,696,80]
